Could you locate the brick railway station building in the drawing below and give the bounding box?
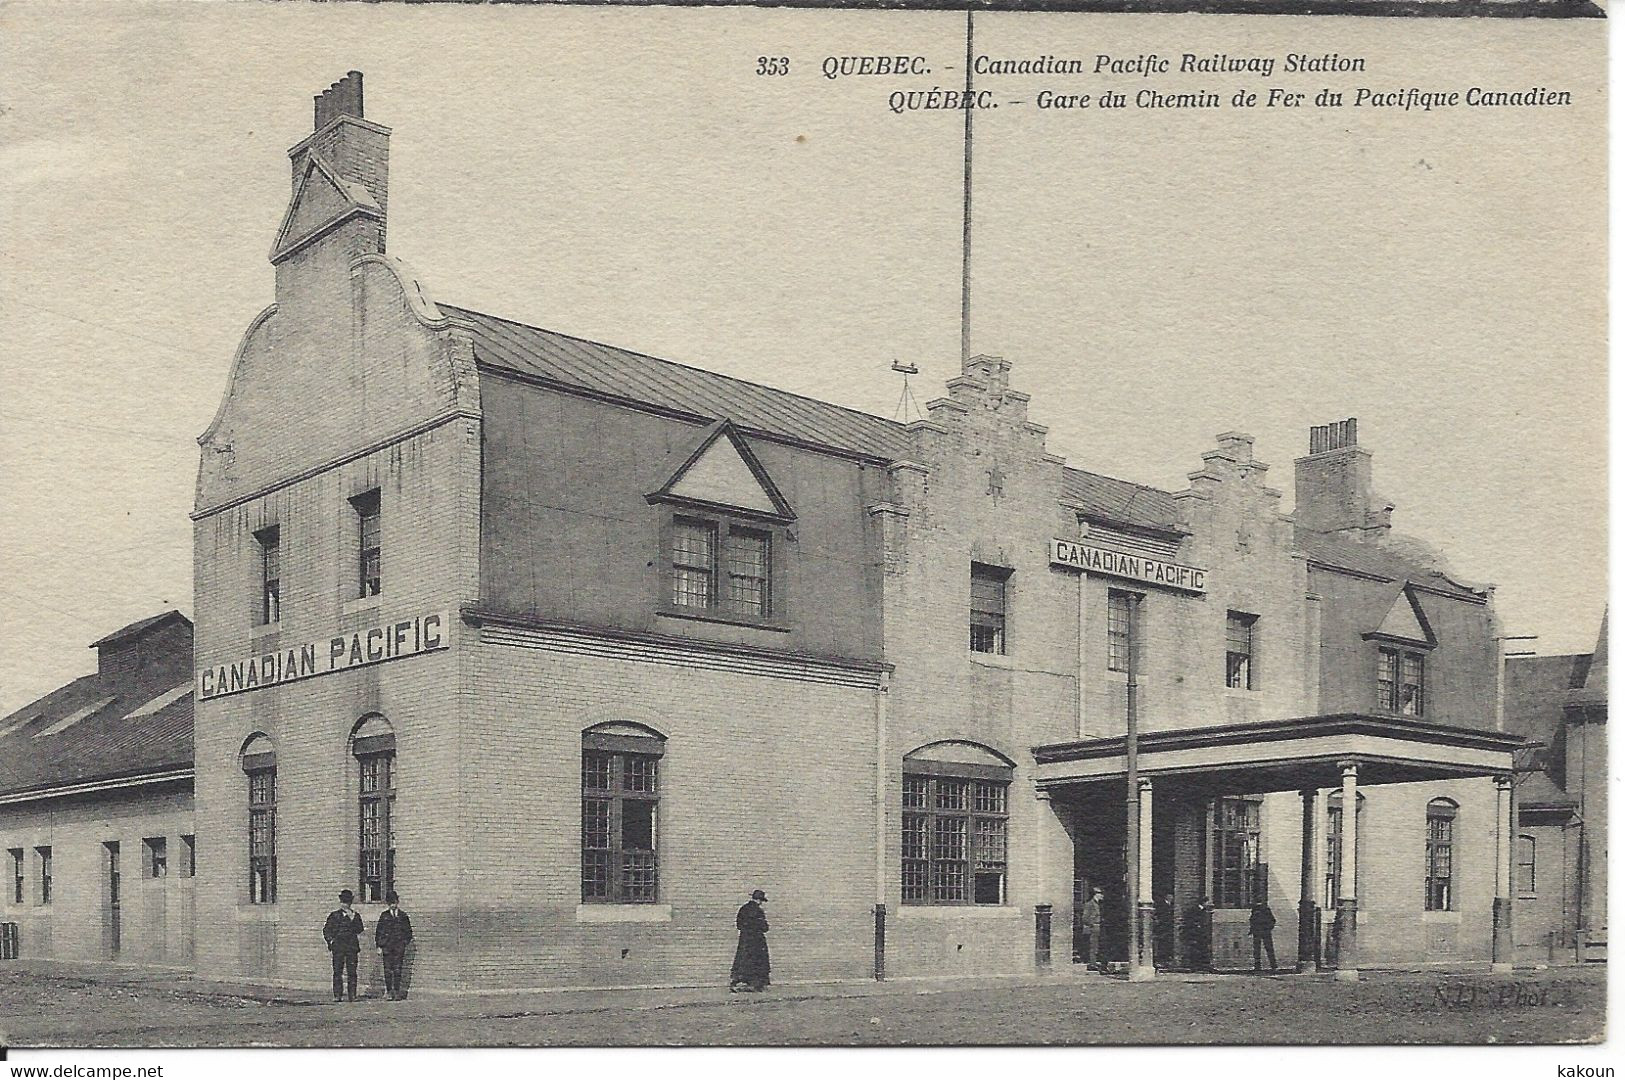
[1,73,1599,992]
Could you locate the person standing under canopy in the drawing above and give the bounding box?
[730,889,771,993]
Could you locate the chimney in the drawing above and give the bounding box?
[1294,418,1392,537]
[271,71,391,269]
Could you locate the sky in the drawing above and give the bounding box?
[0,2,1607,715]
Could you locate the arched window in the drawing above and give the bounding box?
[581,723,665,904]
[1425,798,1458,911]
[1516,835,1537,897]
[240,734,277,904]
[1324,791,1365,908]
[352,715,396,903]
[902,742,1013,906]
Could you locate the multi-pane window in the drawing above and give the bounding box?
[358,750,396,903]
[1516,835,1536,897]
[969,564,1009,655]
[244,742,277,904]
[1107,589,1140,673]
[256,526,281,624]
[581,729,663,903]
[181,835,196,878]
[1212,797,1261,908]
[1425,799,1456,911]
[671,518,715,609]
[352,490,381,598]
[670,518,776,619]
[143,837,167,879]
[1325,794,1361,907]
[7,848,21,904]
[725,528,770,616]
[36,846,51,905]
[901,767,1010,905]
[1379,648,1425,716]
[1226,611,1258,690]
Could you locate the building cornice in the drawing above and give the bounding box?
[0,768,193,807]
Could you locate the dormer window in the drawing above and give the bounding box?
[649,421,794,628]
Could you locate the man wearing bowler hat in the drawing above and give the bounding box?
[730,889,771,993]
[323,889,365,1001]
[375,890,414,1000]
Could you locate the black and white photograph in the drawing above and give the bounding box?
[0,0,1609,1065]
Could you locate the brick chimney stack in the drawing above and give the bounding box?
[271,71,391,272]
[1294,418,1393,537]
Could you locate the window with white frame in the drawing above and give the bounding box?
[1516,834,1536,897]
[256,526,281,624]
[1379,647,1425,716]
[970,564,1010,655]
[243,734,277,904]
[1226,611,1258,689]
[353,715,397,903]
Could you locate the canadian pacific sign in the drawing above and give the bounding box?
[197,611,451,701]
[1049,538,1207,594]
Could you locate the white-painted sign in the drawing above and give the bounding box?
[197,611,451,701]
[1050,538,1207,594]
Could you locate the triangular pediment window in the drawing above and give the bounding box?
[1364,584,1436,649]
[649,421,794,521]
[269,152,381,264]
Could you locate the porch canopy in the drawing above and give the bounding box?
[1032,713,1525,796]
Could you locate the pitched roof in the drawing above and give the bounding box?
[1504,652,1590,807]
[1293,527,1484,600]
[0,618,193,802]
[451,303,1193,534]
[446,304,912,461]
[88,609,191,650]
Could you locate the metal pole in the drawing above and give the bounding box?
[1125,595,1142,977]
[960,7,974,362]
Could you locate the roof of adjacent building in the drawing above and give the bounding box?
[1504,651,1593,807]
[0,613,193,802]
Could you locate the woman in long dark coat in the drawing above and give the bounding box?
[730,889,771,992]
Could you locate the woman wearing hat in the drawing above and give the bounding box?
[730,889,771,993]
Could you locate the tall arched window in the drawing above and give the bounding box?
[1325,791,1365,908]
[582,723,665,904]
[241,734,277,904]
[902,742,1013,906]
[352,715,396,903]
[1425,798,1458,911]
[1516,835,1537,897]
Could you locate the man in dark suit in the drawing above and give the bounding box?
[323,889,365,1001]
[1250,899,1279,973]
[375,890,414,1001]
[729,889,771,992]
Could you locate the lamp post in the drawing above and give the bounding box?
[1125,594,1153,980]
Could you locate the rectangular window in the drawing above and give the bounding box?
[969,564,1009,655]
[1425,802,1455,911]
[352,490,381,598]
[670,517,716,610]
[7,848,21,904]
[582,750,660,903]
[248,767,277,904]
[901,773,1008,906]
[143,837,167,879]
[1379,648,1425,716]
[1225,611,1258,690]
[724,527,770,616]
[181,835,196,878]
[256,526,281,624]
[1107,590,1140,673]
[36,846,51,905]
[358,751,396,903]
[1211,797,1261,908]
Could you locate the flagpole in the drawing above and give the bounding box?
[960,6,974,362]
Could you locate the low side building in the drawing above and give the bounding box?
[0,612,196,968]
[1505,617,1608,965]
